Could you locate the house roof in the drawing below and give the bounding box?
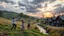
[52,15,64,20]
[60,15,64,20]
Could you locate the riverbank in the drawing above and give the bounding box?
[38,24,64,36]
[36,24,48,35]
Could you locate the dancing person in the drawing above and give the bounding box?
[11,18,18,30]
[21,18,25,31]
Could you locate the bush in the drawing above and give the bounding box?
[47,28,64,36]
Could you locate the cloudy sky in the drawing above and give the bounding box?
[0,0,64,18]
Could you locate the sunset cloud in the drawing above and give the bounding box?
[0,0,64,17]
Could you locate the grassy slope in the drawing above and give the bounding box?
[39,24,64,36]
[0,17,48,36]
[3,11,36,20]
[3,11,18,19]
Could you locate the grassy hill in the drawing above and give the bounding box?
[0,10,36,21]
[1,11,19,19]
[3,11,18,19]
[0,17,48,36]
[0,10,48,36]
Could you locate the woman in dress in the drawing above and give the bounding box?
[21,18,25,31]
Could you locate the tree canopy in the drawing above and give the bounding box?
[0,11,3,17]
[19,13,23,17]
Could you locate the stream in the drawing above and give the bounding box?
[35,24,48,35]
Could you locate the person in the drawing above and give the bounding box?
[11,18,18,30]
[27,20,30,29]
[21,18,25,31]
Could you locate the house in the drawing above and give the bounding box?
[55,16,62,26]
[60,15,64,27]
[44,15,64,27]
[52,15,64,27]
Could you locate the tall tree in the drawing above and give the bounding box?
[0,11,3,17]
[19,13,23,17]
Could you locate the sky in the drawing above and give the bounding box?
[0,0,64,18]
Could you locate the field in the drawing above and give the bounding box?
[0,17,48,36]
[39,24,64,36]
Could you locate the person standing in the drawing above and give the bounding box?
[27,20,30,29]
[11,18,18,30]
[21,18,25,31]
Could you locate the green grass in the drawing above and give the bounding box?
[0,23,48,36]
[39,24,64,36]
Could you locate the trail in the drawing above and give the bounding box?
[35,23,48,35]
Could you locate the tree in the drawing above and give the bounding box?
[19,13,23,17]
[0,11,3,17]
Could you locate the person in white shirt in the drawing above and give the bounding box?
[11,18,18,30]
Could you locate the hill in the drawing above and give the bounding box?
[0,17,48,36]
[0,10,19,19]
[0,10,36,20]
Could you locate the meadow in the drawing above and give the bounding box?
[0,17,48,36]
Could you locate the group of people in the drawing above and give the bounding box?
[11,17,30,31]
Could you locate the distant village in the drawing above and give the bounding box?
[43,15,64,27]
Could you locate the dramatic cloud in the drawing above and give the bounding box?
[17,0,56,13]
[0,0,64,17]
[54,7,64,14]
[36,4,43,8]
[31,0,56,5]
[0,6,5,10]
[26,7,39,13]
[49,0,56,3]
[54,4,61,7]
[18,0,39,13]
[18,1,26,6]
[0,0,16,4]
[31,0,44,5]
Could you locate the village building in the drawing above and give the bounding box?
[46,15,64,27]
[52,15,64,27]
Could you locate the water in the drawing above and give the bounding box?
[35,24,48,35]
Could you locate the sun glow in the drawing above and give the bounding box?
[43,12,54,18]
[59,0,64,2]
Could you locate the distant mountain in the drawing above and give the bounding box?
[0,10,36,20]
[0,11,19,19]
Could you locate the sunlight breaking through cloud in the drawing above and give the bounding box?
[0,0,64,18]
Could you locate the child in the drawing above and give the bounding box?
[27,19,30,29]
